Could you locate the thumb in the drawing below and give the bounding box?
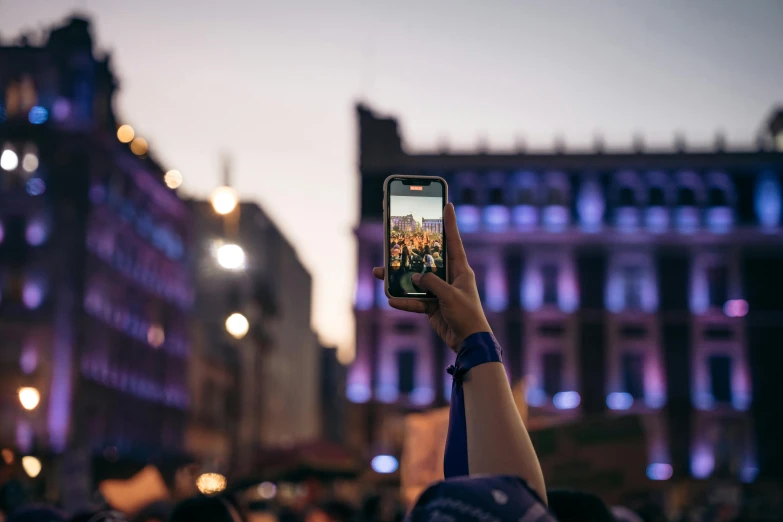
[411,273,452,299]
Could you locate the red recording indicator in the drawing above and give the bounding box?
[409,186,423,191]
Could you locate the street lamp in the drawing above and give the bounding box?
[22,456,42,478]
[216,243,245,270]
[18,387,40,411]
[210,186,238,215]
[225,313,249,339]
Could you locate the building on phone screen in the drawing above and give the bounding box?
[350,103,783,498]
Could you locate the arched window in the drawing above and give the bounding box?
[461,187,475,205]
[546,186,565,207]
[618,186,636,207]
[489,187,504,205]
[708,186,728,208]
[649,186,666,207]
[678,186,696,207]
[517,186,535,206]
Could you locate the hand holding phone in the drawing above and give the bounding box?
[375,201,492,352]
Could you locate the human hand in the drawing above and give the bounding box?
[373,202,492,352]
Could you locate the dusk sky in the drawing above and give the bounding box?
[3,1,782,362]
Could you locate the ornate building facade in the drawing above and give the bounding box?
[0,17,190,470]
[350,103,783,482]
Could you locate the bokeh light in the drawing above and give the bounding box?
[28,106,48,124]
[553,391,581,410]
[211,186,238,215]
[371,455,399,474]
[22,152,38,172]
[196,473,227,495]
[1,448,13,465]
[723,299,749,318]
[117,124,135,143]
[147,324,165,348]
[606,392,633,411]
[26,178,46,196]
[22,456,42,478]
[646,463,673,481]
[164,169,183,189]
[130,137,148,156]
[216,243,245,270]
[225,313,249,339]
[258,482,277,499]
[18,387,40,411]
[1,149,18,171]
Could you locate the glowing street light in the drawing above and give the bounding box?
[164,169,183,189]
[18,387,40,411]
[130,137,148,156]
[225,313,249,339]
[216,243,245,270]
[210,186,238,215]
[22,456,42,478]
[196,473,226,495]
[22,153,39,172]
[117,125,135,143]
[1,149,19,171]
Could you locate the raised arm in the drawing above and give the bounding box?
[372,203,546,503]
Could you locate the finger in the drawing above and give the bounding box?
[388,298,429,314]
[444,203,468,270]
[373,266,384,280]
[411,272,453,300]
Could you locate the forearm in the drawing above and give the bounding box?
[463,363,547,503]
[443,333,547,503]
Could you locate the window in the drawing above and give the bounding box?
[541,264,559,305]
[489,187,504,205]
[649,186,666,207]
[708,187,728,208]
[707,265,728,308]
[543,353,563,396]
[461,187,476,205]
[517,186,535,206]
[546,187,565,207]
[678,186,696,207]
[622,266,644,310]
[618,186,636,207]
[397,350,416,395]
[709,355,733,404]
[622,352,645,399]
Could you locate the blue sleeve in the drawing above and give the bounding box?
[443,332,503,479]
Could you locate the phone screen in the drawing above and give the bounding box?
[387,177,447,298]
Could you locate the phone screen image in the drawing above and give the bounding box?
[387,177,446,298]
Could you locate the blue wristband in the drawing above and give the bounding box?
[443,332,503,478]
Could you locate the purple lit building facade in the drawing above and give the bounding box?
[421,218,443,234]
[391,214,418,234]
[0,18,190,464]
[351,104,783,482]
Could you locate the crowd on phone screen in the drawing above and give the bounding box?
[389,231,445,279]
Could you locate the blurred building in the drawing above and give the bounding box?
[351,103,783,483]
[421,218,443,234]
[0,16,190,471]
[391,214,417,234]
[187,199,323,476]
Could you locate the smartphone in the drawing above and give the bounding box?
[384,175,448,300]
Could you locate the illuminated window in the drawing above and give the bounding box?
[542,264,559,305]
[649,186,666,207]
[489,187,504,205]
[19,76,37,111]
[543,352,563,396]
[622,266,644,310]
[622,352,645,399]
[5,82,21,116]
[707,265,728,309]
[709,355,732,404]
[397,350,416,395]
[546,186,565,207]
[460,187,476,205]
